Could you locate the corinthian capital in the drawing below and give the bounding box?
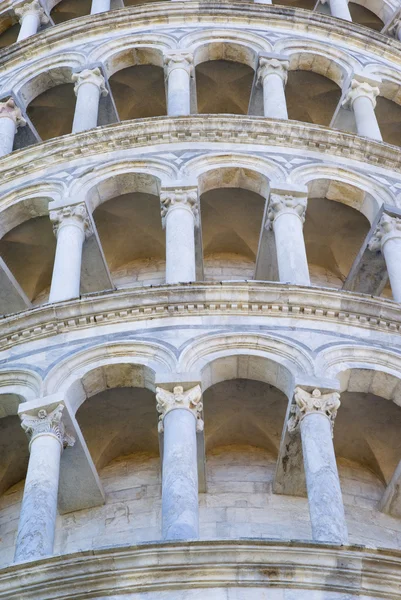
[257,57,289,85]
[342,79,380,110]
[164,51,194,77]
[20,404,75,450]
[156,385,203,432]
[267,192,307,228]
[72,68,108,97]
[368,213,401,252]
[0,98,26,127]
[288,387,341,435]
[49,203,93,238]
[15,0,49,24]
[160,187,199,226]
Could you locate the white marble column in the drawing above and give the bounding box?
[369,213,401,302]
[71,68,108,134]
[288,388,348,544]
[257,57,289,119]
[164,52,193,116]
[49,204,92,303]
[160,188,198,284]
[91,0,111,13]
[0,98,26,157]
[14,405,75,562]
[267,191,310,285]
[322,0,352,20]
[342,79,382,141]
[15,0,49,42]
[156,385,202,540]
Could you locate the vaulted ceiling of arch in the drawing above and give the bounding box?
[0,415,28,498]
[0,21,18,49]
[27,83,75,141]
[286,70,341,127]
[376,96,401,147]
[196,60,254,115]
[110,65,166,120]
[51,0,91,24]
[348,2,384,30]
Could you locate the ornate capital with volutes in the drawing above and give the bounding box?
[257,57,290,86]
[266,193,307,228]
[15,0,49,24]
[288,387,341,435]
[368,213,401,252]
[72,68,108,97]
[164,51,194,77]
[160,187,199,227]
[342,79,380,110]
[20,404,75,450]
[0,98,26,128]
[49,203,93,238]
[156,385,203,433]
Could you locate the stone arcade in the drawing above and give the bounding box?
[2,0,401,599]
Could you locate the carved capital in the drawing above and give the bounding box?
[156,385,203,432]
[288,387,341,435]
[266,193,307,228]
[368,213,401,252]
[0,98,26,127]
[20,404,75,450]
[257,57,289,85]
[160,187,199,227]
[342,79,380,110]
[72,68,108,97]
[15,0,49,24]
[49,203,93,238]
[164,52,194,77]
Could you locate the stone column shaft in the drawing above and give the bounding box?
[72,68,108,134]
[14,405,75,562]
[161,188,198,284]
[49,204,92,303]
[258,57,289,120]
[289,388,348,544]
[343,79,382,141]
[369,213,401,302]
[268,192,310,285]
[0,99,26,157]
[91,0,111,13]
[15,0,49,41]
[164,52,193,116]
[327,0,352,20]
[156,386,203,540]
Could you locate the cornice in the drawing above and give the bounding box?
[0,282,400,352]
[0,3,400,74]
[2,539,401,599]
[0,116,401,191]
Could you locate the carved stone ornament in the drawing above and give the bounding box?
[0,98,26,127]
[15,0,49,24]
[49,203,93,238]
[160,188,199,226]
[266,193,307,228]
[155,385,203,433]
[20,404,75,449]
[342,79,380,110]
[288,387,341,435]
[164,52,194,77]
[71,67,108,97]
[257,57,290,86]
[368,213,401,252]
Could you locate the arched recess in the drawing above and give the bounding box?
[193,42,257,115]
[50,0,91,23]
[0,13,19,49]
[106,47,167,120]
[196,165,269,280]
[74,166,169,287]
[348,2,384,30]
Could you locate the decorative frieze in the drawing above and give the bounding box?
[156,385,203,432]
[20,404,75,449]
[288,387,341,434]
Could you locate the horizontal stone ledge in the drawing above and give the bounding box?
[0,281,400,351]
[0,116,400,191]
[3,539,401,599]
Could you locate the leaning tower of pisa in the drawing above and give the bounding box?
[3,0,401,597]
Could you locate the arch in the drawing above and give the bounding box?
[288,163,395,222]
[178,332,315,397]
[0,368,42,416]
[68,159,178,213]
[43,341,177,413]
[350,0,397,23]
[364,64,401,104]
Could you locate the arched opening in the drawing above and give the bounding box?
[0,18,19,49]
[349,2,384,30]
[51,0,91,24]
[109,64,166,120]
[375,96,401,147]
[286,70,342,126]
[26,83,76,140]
